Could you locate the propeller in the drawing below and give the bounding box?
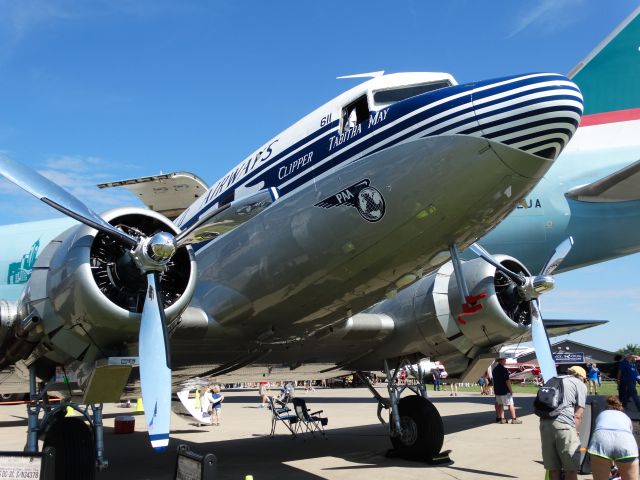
[139,272,171,450]
[470,237,574,382]
[0,156,274,450]
[530,237,574,381]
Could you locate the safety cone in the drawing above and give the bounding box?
[195,389,201,410]
[135,398,144,412]
[65,406,75,416]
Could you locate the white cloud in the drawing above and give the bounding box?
[0,153,143,222]
[0,0,202,64]
[507,0,585,39]
[0,1,72,64]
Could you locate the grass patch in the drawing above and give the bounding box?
[445,380,619,396]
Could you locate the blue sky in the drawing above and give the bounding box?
[0,0,638,352]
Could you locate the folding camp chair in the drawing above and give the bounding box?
[292,398,328,437]
[267,396,298,438]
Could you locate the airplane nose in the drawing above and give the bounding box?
[470,74,583,160]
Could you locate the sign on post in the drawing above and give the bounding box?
[0,447,55,479]
[552,352,585,364]
[174,444,216,480]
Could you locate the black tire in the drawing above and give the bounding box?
[43,416,96,480]
[390,395,444,461]
[0,393,25,401]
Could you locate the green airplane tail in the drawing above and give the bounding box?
[569,6,640,117]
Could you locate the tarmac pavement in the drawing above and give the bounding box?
[0,387,609,480]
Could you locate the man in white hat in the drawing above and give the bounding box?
[492,357,522,424]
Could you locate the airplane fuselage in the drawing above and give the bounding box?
[0,71,583,387]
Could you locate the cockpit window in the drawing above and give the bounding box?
[341,95,370,132]
[373,81,451,105]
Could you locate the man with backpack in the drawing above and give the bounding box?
[537,366,587,480]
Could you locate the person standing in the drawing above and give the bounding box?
[587,363,600,395]
[618,352,640,412]
[539,366,587,480]
[432,367,441,391]
[210,385,224,426]
[610,354,623,399]
[258,381,269,407]
[200,386,212,420]
[588,395,638,480]
[486,368,494,395]
[492,357,522,424]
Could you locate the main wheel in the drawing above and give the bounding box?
[390,395,444,461]
[43,416,96,480]
[0,393,25,401]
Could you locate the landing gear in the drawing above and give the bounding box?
[43,416,96,480]
[25,367,107,479]
[356,360,447,462]
[391,396,444,460]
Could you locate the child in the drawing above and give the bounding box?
[211,385,224,426]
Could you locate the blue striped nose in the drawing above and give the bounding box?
[471,73,584,159]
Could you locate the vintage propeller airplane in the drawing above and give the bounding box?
[0,66,581,473]
[8,4,640,473]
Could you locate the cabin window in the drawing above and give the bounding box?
[218,190,234,207]
[341,95,370,132]
[373,81,451,105]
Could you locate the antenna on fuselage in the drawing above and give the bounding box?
[336,71,385,80]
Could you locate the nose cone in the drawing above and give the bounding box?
[471,73,583,160]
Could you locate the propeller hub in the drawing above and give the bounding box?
[130,232,177,273]
[146,232,177,262]
[532,275,555,295]
[518,275,555,301]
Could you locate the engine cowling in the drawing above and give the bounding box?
[356,254,534,376]
[7,207,196,365]
[436,255,532,345]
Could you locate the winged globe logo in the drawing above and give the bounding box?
[314,179,386,222]
[357,187,385,222]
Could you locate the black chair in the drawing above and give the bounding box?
[292,398,328,437]
[267,396,298,438]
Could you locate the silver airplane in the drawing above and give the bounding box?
[0,69,579,469]
[0,17,604,474]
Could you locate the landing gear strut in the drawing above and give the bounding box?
[25,367,106,479]
[382,359,446,462]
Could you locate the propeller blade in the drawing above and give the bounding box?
[176,189,274,247]
[469,243,525,285]
[139,272,172,451]
[539,237,574,276]
[0,156,137,249]
[530,300,557,382]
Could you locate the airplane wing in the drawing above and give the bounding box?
[97,171,209,220]
[565,159,640,202]
[543,318,608,337]
[497,319,607,343]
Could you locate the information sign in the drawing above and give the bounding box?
[0,448,54,479]
[552,352,585,364]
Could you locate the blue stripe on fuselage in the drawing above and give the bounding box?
[181,73,570,232]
